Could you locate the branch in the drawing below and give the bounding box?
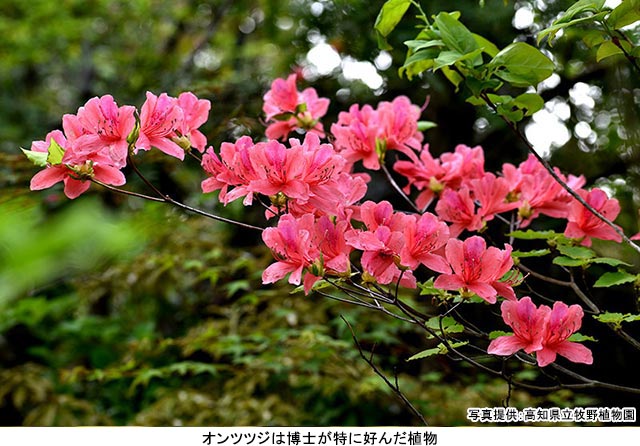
[480,92,640,256]
[341,316,429,426]
[120,154,265,232]
[519,262,640,351]
[381,163,420,213]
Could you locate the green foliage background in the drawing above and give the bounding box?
[1,0,638,425]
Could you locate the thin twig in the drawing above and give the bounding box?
[341,316,429,426]
[126,153,264,232]
[480,92,640,255]
[381,163,420,213]
[519,263,640,351]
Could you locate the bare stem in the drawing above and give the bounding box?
[119,154,265,232]
[341,316,429,426]
[381,163,420,213]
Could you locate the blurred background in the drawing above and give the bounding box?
[1,0,639,425]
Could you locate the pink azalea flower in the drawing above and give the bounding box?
[488,297,593,367]
[502,155,586,227]
[137,91,185,160]
[331,97,424,171]
[345,225,416,288]
[487,297,548,356]
[564,188,622,246]
[468,172,519,222]
[62,95,136,168]
[262,74,329,141]
[248,140,309,200]
[434,236,516,303]
[28,130,126,199]
[201,136,259,205]
[262,213,318,289]
[537,301,593,367]
[354,200,408,232]
[291,171,368,219]
[394,144,485,209]
[377,96,423,154]
[263,74,300,119]
[331,104,380,169]
[400,212,450,272]
[435,188,483,238]
[262,213,352,294]
[177,92,211,152]
[295,133,346,189]
[315,215,352,276]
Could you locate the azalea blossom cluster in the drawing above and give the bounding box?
[24,92,211,199]
[25,74,614,368]
[263,73,330,141]
[395,144,622,246]
[488,297,593,367]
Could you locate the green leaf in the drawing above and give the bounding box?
[46,138,65,165]
[433,50,465,70]
[399,48,439,79]
[404,39,445,51]
[417,120,437,131]
[431,48,485,71]
[512,249,551,258]
[561,0,606,22]
[590,257,632,267]
[536,0,605,44]
[593,270,638,288]
[538,11,609,46]
[490,42,555,86]
[407,341,468,361]
[567,332,597,342]
[496,103,523,122]
[596,40,624,62]
[553,256,589,267]
[607,0,640,29]
[418,277,449,297]
[593,312,640,328]
[21,148,48,167]
[440,66,464,89]
[472,33,499,57]
[582,30,606,48]
[425,316,464,334]
[556,245,595,259]
[375,0,412,48]
[464,77,503,96]
[508,229,558,240]
[489,330,510,339]
[434,12,479,56]
[513,93,545,116]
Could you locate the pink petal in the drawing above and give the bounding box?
[419,253,451,274]
[262,262,294,284]
[94,164,126,186]
[63,177,91,199]
[467,282,497,303]
[444,238,464,275]
[303,273,320,295]
[30,167,67,190]
[492,281,516,301]
[148,137,185,160]
[487,336,529,356]
[535,347,557,367]
[433,274,465,291]
[554,341,593,365]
